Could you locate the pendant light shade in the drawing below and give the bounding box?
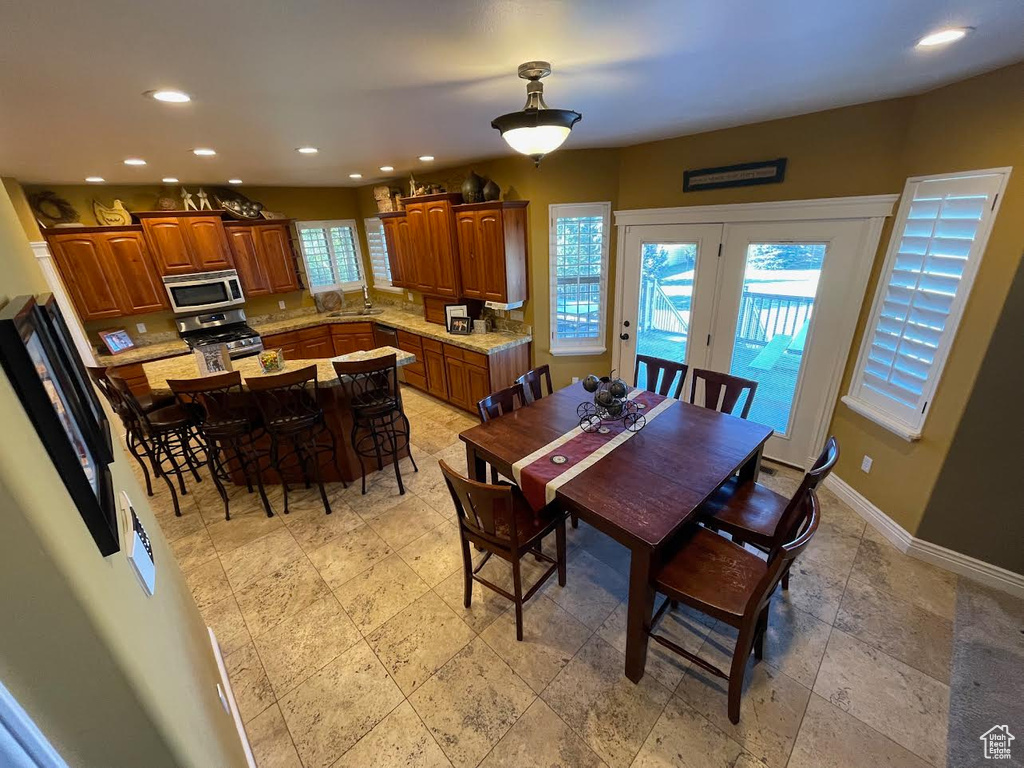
[491,62,581,166]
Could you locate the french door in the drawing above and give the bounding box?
[617,218,874,467]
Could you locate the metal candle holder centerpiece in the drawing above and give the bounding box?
[577,374,647,433]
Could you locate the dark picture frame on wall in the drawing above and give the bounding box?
[0,295,119,556]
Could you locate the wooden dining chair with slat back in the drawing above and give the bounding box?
[650,489,820,723]
[477,382,527,483]
[634,354,688,399]
[439,460,567,641]
[690,368,758,418]
[515,364,553,404]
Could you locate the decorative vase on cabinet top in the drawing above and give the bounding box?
[461,172,484,203]
[482,179,500,201]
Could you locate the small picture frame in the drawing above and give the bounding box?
[194,343,232,376]
[445,303,469,332]
[98,328,135,355]
[448,316,473,335]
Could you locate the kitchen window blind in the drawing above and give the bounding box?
[364,217,399,292]
[294,220,365,293]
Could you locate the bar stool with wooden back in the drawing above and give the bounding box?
[246,364,337,515]
[649,489,821,723]
[515,364,553,404]
[698,436,838,590]
[689,368,758,418]
[634,354,688,399]
[333,353,416,496]
[168,371,274,520]
[477,382,527,484]
[439,460,567,641]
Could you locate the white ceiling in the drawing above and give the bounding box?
[2,0,1022,187]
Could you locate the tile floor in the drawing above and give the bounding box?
[139,387,958,768]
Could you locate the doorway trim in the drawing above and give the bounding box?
[612,194,897,467]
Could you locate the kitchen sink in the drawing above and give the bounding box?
[328,308,385,317]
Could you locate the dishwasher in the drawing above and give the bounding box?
[373,324,404,381]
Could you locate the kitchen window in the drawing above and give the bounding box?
[364,217,400,292]
[295,220,365,293]
[843,168,1009,440]
[549,202,611,355]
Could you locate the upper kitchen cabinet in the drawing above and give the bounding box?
[257,222,301,293]
[454,201,528,305]
[223,224,270,296]
[224,220,300,296]
[401,193,462,298]
[137,211,234,275]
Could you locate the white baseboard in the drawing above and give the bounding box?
[824,474,1024,600]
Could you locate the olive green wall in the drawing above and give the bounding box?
[0,182,247,767]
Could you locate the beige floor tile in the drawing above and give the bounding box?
[281,500,363,551]
[254,596,361,696]
[206,507,284,554]
[542,636,671,768]
[434,566,511,634]
[541,548,628,630]
[762,602,833,688]
[367,495,448,549]
[398,521,465,587]
[168,526,218,573]
[817,487,867,538]
[185,557,232,612]
[409,638,536,768]
[800,520,862,577]
[341,477,410,521]
[836,577,953,683]
[236,557,333,638]
[480,594,592,693]
[368,591,475,694]
[152,506,207,543]
[226,642,275,724]
[201,595,252,655]
[413,474,459,518]
[306,523,393,590]
[332,700,453,768]
[246,704,302,768]
[479,698,607,768]
[788,693,932,768]
[813,629,949,767]
[410,417,460,455]
[220,528,305,591]
[632,694,746,768]
[279,640,404,768]
[566,521,632,577]
[334,552,431,633]
[597,599,710,692]
[778,559,849,624]
[849,529,958,620]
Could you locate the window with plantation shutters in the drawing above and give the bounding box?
[294,220,365,293]
[843,169,1009,440]
[364,217,399,292]
[549,202,612,355]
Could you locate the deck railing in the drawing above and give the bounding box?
[640,279,689,337]
[736,291,814,345]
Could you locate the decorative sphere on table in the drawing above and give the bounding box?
[609,378,627,398]
[582,374,600,393]
[576,371,647,433]
[595,389,614,407]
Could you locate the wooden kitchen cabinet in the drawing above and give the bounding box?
[258,223,300,293]
[421,338,448,400]
[330,323,375,357]
[224,221,300,297]
[298,326,333,358]
[262,330,300,359]
[401,193,462,298]
[138,212,234,275]
[380,214,406,288]
[454,201,528,305]
[224,225,271,296]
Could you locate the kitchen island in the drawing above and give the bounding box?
[140,346,417,485]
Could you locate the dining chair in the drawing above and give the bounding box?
[650,489,820,723]
[698,436,838,590]
[633,354,688,399]
[439,460,567,641]
[477,382,527,484]
[689,368,758,418]
[515,364,553,403]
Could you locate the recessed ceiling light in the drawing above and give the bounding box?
[228,179,243,184]
[349,173,363,179]
[123,158,146,166]
[193,148,216,156]
[379,165,394,172]
[296,147,319,154]
[85,176,105,183]
[917,27,970,47]
[162,177,179,183]
[418,155,435,162]
[147,89,191,103]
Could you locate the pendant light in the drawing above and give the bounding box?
[491,61,582,166]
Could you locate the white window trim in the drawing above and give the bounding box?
[294,219,366,294]
[549,202,612,357]
[842,168,1011,442]
[363,217,403,294]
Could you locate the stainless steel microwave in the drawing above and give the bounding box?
[162,270,245,314]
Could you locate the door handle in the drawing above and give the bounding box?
[619,333,630,341]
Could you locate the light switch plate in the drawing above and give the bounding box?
[861,455,873,473]
[510,310,524,322]
[278,300,286,310]
[135,322,147,334]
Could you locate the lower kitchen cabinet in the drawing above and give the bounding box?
[331,323,375,356]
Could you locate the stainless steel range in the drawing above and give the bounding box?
[175,308,263,359]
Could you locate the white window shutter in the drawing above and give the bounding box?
[294,220,365,294]
[364,217,397,291]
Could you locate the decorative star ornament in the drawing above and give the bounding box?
[181,187,197,211]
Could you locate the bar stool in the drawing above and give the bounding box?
[246,364,337,515]
[333,353,417,495]
[169,371,274,520]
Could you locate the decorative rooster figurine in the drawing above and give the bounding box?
[92,199,132,227]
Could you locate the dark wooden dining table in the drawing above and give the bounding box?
[459,381,773,682]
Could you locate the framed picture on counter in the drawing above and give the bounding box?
[98,328,135,356]
[444,303,469,332]
[448,316,473,335]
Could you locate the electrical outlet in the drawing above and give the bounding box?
[278,300,286,310]
[407,291,414,301]
[861,455,873,473]
[135,322,147,334]
[510,310,524,322]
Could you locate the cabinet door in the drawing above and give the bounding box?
[455,211,484,300]
[380,217,405,287]
[48,235,125,320]
[475,210,510,303]
[466,362,491,409]
[393,216,419,290]
[445,356,470,409]
[226,227,271,296]
[425,201,458,298]
[423,348,448,400]
[102,231,168,314]
[302,337,334,358]
[257,224,300,293]
[405,205,435,294]
[185,217,234,271]
[142,218,197,275]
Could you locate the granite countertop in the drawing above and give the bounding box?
[95,338,190,367]
[141,346,416,397]
[252,308,532,354]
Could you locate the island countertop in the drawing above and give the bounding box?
[141,345,416,397]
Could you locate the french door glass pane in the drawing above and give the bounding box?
[729,243,827,435]
[634,242,697,389]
